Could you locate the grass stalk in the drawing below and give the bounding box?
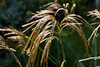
[57,23,66,66]
[2,0,14,28]
[94,38,97,67]
[94,0,99,66]
[72,0,75,67]
[57,40,61,66]
[67,27,71,66]
[59,32,66,62]
[11,52,22,67]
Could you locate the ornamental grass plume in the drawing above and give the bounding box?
[79,9,100,67]
[87,9,100,46]
[0,35,16,52]
[21,1,94,67]
[0,26,26,48]
[0,36,22,67]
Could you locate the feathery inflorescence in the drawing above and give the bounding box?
[0,35,23,67]
[0,26,27,67]
[22,2,60,67]
[79,9,100,67]
[87,9,100,46]
[55,3,94,57]
[0,26,26,48]
[0,36,16,52]
[21,1,94,67]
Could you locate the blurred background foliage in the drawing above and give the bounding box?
[0,0,100,67]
